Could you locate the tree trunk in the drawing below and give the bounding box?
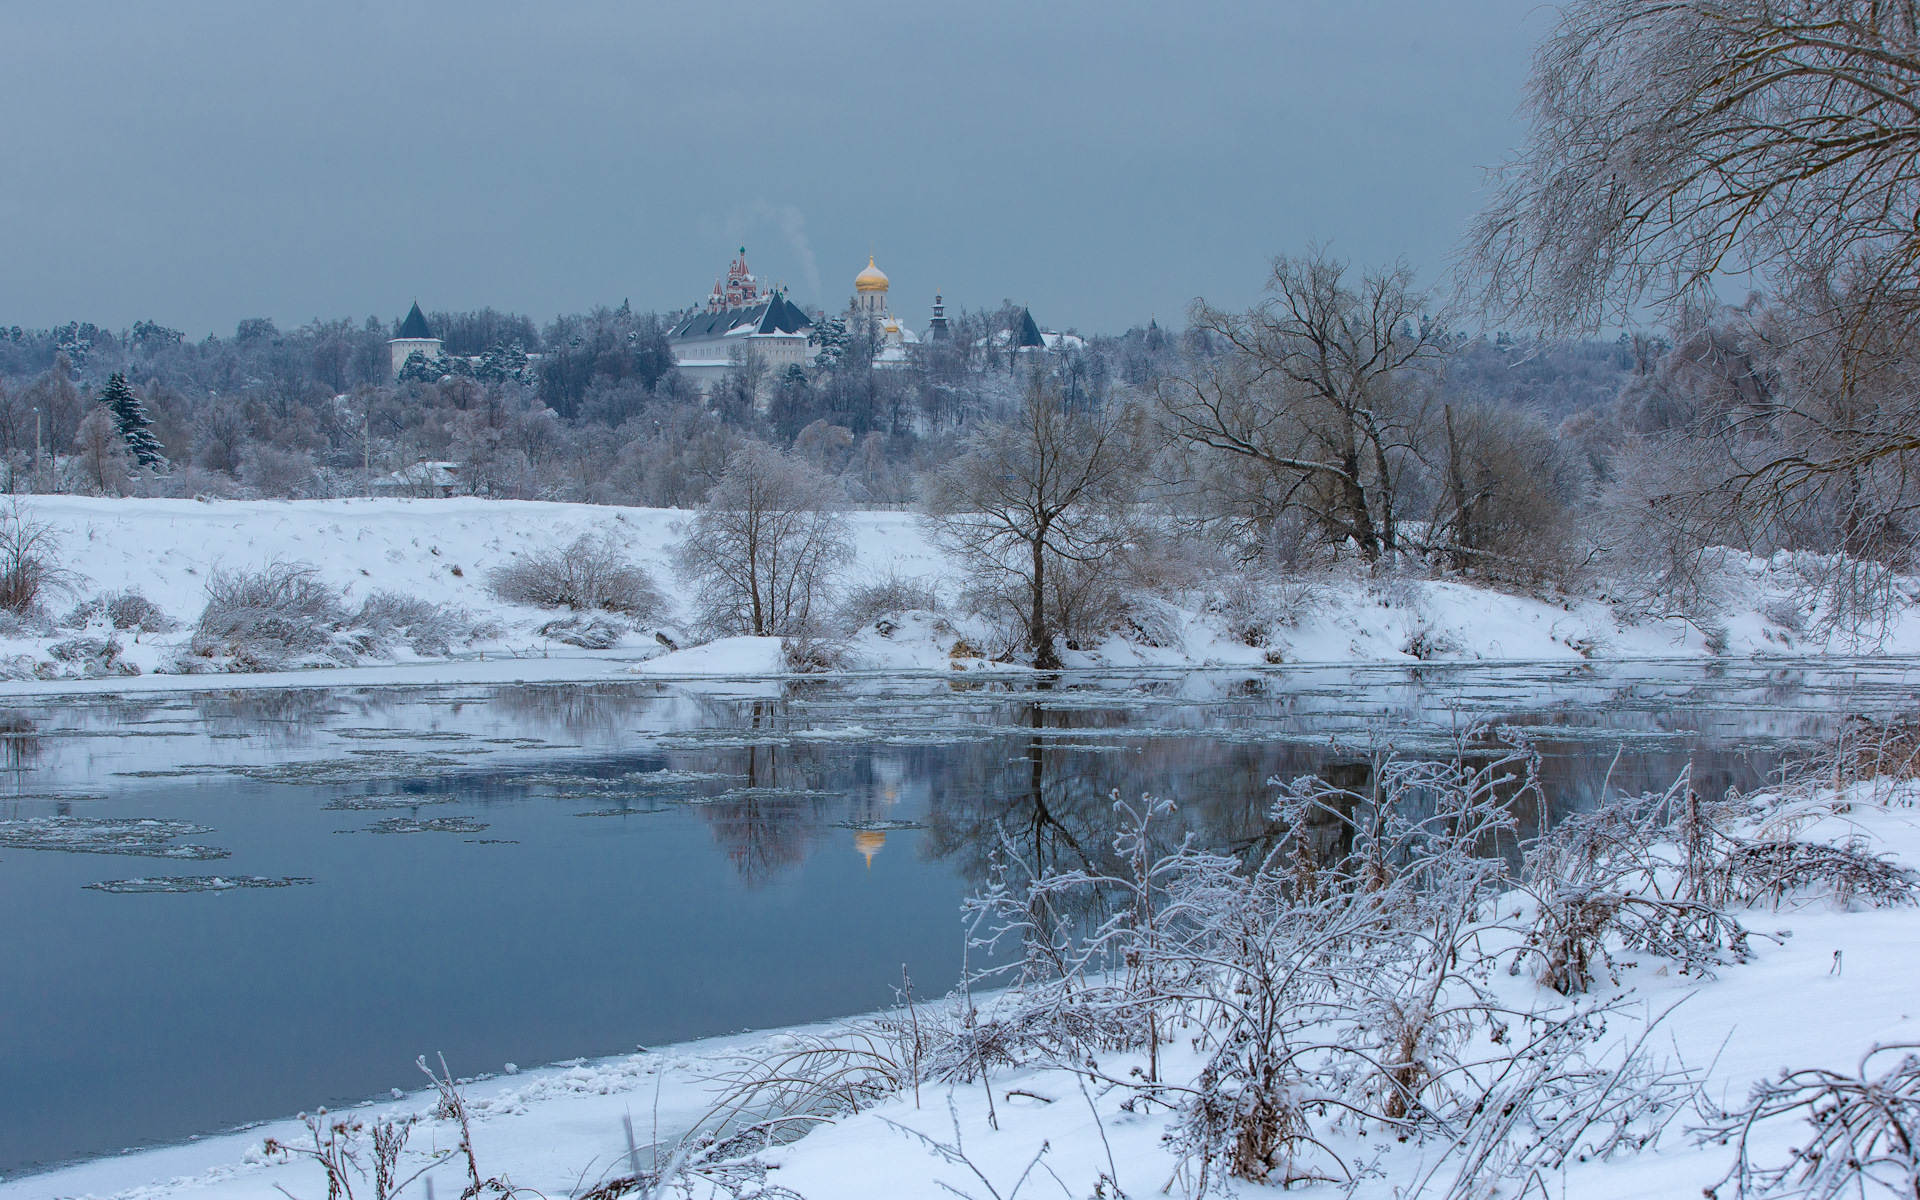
[1029,531,1059,669]
[1339,447,1379,560]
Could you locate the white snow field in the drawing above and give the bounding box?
[0,495,1914,697]
[11,781,1919,1200]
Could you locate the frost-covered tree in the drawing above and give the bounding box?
[1163,250,1440,564]
[676,441,853,637]
[923,377,1135,668]
[1468,0,1920,338]
[96,372,166,467]
[72,408,129,494]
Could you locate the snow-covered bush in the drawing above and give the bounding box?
[46,636,135,677]
[356,591,494,657]
[488,532,663,619]
[105,589,176,632]
[64,589,177,633]
[184,564,485,671]
[931,735,1812,1191]
[1698,1042,1920,1200]
[536,613,626,649]
[187,562,351,670]
[835,570,942,632]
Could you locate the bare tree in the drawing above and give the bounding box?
[1469,4,1920,625]
[921,377,1134,668]
[1468,0,1920,339]
[72,409,128,496]
[1161,250,1441,564]
[677,441,853,637]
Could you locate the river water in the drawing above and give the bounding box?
[1,659,1916,1177]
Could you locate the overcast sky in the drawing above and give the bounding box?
[0,1,1548,339]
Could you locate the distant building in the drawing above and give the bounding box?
[850,256,922,367]
[666,249,815,388]
[927,292,951,342]
[1016,307,1045,348]
[388,303,443,380]
[371,459,461,497]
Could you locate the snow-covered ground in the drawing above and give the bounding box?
[13,778,1919,1200]
[0,496,1913,696]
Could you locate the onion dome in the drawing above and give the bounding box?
[854,256,890,293]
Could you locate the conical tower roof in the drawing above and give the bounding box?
[397,302,433,340]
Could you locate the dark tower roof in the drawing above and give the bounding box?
[929,292,951,341]
[397,303,433,340]
[1016,307,1045,348]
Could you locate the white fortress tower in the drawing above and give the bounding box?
[388,302,443,379]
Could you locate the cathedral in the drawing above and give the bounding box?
[664,249,816,387]
[666,249,950,388]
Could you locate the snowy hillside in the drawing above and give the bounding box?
[0,495,1914,693]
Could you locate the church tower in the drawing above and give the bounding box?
[853,256,890,317]
[389,302,443,379]
[928,291,950,341]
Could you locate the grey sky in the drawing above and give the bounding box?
[0,1,1547,338]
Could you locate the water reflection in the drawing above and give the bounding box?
[2,659,1918,1177]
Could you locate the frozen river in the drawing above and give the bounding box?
[2,659,1917,1178]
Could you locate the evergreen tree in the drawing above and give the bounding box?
[96,372,165,468]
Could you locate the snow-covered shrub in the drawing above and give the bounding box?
[355,591,492,657]
[947,735,1712,1191]
[107,589,176,632]
[186,568,486,670]
[46,637,136,677]
[488,532,663,619]
[187,562,350,670]
[836,570,942,632]
[0,610,53,639]
[781,634,847,673]
[66,589,176,633]
[1402,619,1460,660]
[1697,1043,1920,1200]
[0,499,75,615]
[537,613,626,649]
[1519,775,1916,995]
[237,443,325,499]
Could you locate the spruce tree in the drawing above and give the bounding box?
[97,373,165,468]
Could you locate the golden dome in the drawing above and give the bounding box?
[854,828,886,867]
[854,256,890,293]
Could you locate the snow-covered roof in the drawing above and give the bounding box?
[668,293,812,343]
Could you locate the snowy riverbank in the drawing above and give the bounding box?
[0,496,1913,695]
[12,777,1920,1200]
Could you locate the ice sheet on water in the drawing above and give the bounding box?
[85,875,314,894]
[322,793,458,810]
[362,816,489,834]
[0,816,230,859]
[572,807,671,817]
[231,754,471,785]
[334,729,474,742]
[830,819,926,831]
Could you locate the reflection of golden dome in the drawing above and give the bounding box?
[854,828,886,867]
[854,256,890,293]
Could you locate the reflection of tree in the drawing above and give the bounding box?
[0,711,40,777]
[492,682,665,743]
[695,701,832,886]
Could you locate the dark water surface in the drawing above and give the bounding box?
[3,659,1918,1177]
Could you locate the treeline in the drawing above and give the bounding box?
[0,294,1634,521]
